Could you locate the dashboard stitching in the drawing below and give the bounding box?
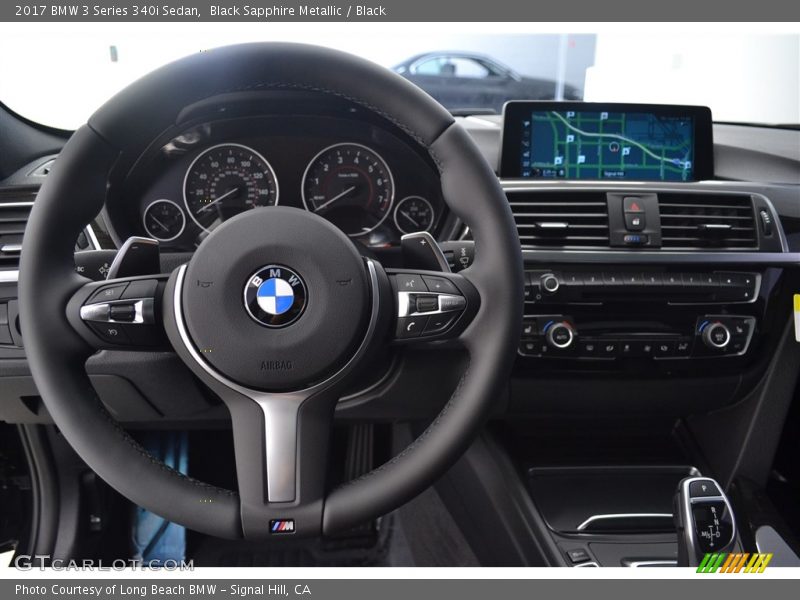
[212,81,446,172]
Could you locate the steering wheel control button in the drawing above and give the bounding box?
[394,273,427,292]
[415,296,439,313]
[424,313,458,335]
[89,322,130,344]
[109,304,137,322]
[396,316,428,338]
[244,265,308,328]
[438,294,467,313]
[87,283,129,304]
[121,279,159,300]
[401,232,451,273]
[421,275,459,295]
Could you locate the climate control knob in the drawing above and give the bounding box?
[702,322,731,349]
[540,273,560,294]
[545,321,575,349]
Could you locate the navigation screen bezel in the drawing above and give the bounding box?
[499,101,714,181]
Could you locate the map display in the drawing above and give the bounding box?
[520,110,694,181]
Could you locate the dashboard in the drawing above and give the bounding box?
[2,97,800,425]
[107,112,451,252]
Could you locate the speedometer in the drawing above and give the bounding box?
[183,143,279,233]
[301,143,394,237]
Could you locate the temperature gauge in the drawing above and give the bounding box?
[393,195,435,234]
[143,199,186,242]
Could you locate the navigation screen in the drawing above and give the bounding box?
[500,103,713,181]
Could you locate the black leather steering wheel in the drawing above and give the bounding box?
[19,43,523,540]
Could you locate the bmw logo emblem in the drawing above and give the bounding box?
[244,265,307,328]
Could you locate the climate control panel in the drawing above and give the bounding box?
[519,314,756,360]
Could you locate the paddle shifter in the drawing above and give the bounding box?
[673,477,738,566]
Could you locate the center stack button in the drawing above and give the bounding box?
[545,321,576,349]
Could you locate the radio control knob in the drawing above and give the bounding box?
[546,321,575,349]
[702,322,731,349]
[540,273,560,294]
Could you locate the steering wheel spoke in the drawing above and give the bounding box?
[66,274,171,350]
[388,269,480,343]
[211,384,337,538]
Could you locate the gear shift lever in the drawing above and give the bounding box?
[673,477,737,566]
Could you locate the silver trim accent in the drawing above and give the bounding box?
[628,560,677,568]
[400,231,451,272]
[540,273,560,293]
[397,291,465,318]
[537,222,569,230]
[0,270,19,283]
[142,199,186,242]
[80,298,154,325]
[182,142,280,234]
[0,244,22,254]
[84,223,101,250]
[172,260,381,504]
[0,201,34,208]
[573,561,599,568]
[106,236,159,280]
[393,195,435,235]
[679,476,737,566]
[576,513,673,532]
[300,142,395,238]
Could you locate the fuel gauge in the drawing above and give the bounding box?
[143,199,186,242]
[393,195,435,234]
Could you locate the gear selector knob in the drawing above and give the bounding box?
[673,477,738,566]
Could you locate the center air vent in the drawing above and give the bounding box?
[0,188,35,268]
[657,193,758,249]
[506,191,610,248]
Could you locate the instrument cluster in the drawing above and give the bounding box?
[117,114,448,251]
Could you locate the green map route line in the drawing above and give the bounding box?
[548,111,691,171]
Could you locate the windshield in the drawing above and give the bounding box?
[0,24,797,129]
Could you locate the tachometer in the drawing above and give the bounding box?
[301,143,394,237]
[183,143,279,233]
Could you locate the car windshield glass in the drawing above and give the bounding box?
[0,24,797,129]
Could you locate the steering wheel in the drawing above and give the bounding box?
[19,43,523,540]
